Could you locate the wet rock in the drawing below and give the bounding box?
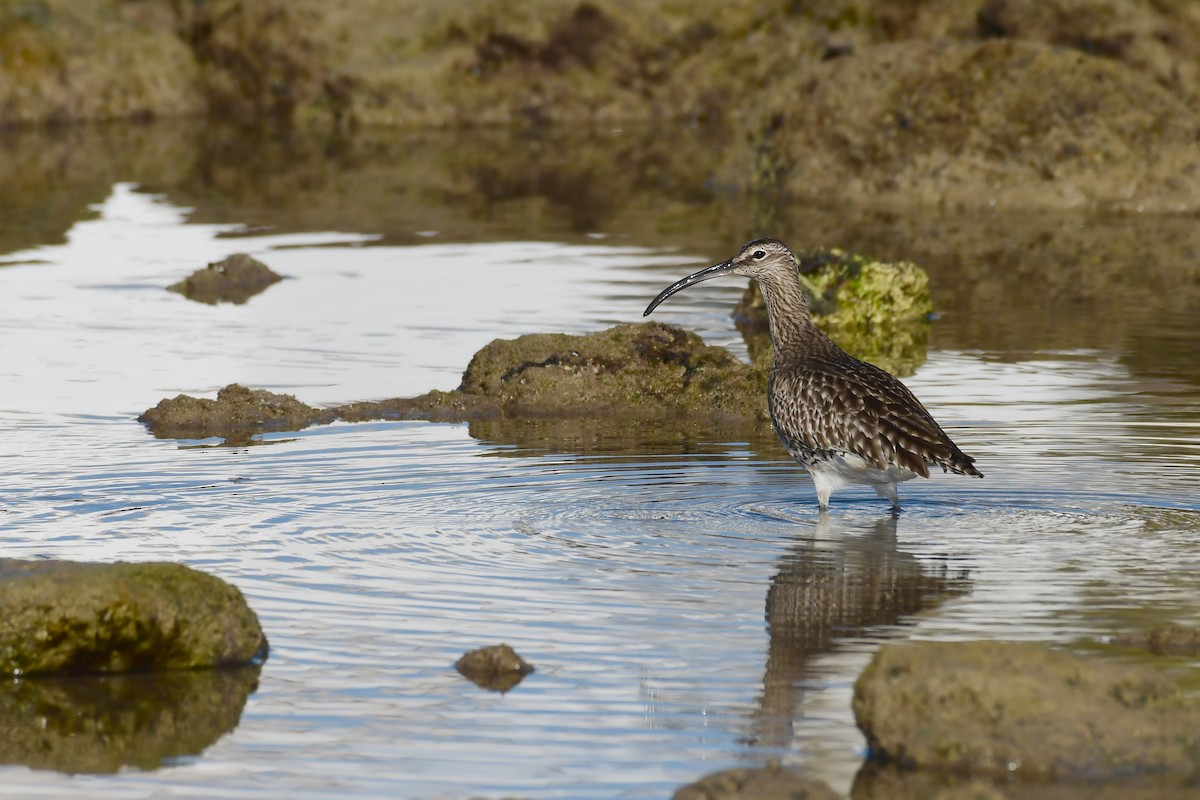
[741,39,1200,213]
[140,323,770,440]
[453,322,766,420]
[734,249,932,377]
[673,762,840,800]
[0,559,267,676]
[139,324,770,440]
[138,383,335,441]
[338,391,502,424]
[853,640,1200,781]
[0,667,259,773]
[455,644,534,692]
[166,253,285,305]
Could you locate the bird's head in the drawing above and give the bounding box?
[643,238,798,316]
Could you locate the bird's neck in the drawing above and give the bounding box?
[757,272,826,358]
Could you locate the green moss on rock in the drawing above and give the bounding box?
[0,560,267,676]
[735,248,932,376]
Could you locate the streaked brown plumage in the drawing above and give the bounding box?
[644,238,982,511]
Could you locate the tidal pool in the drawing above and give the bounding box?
[1,139,1199,799]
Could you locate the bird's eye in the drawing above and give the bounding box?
[752,250,766,260]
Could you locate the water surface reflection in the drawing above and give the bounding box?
[0,126,1198,799]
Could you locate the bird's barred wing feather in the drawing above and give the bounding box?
[769,359,981,478]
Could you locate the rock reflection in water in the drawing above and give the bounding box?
[467,415,779,460]
[0,666,259,774]
[751,514,971,749]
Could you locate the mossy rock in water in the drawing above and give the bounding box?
[734,248,932,377]
[167,253,285,305]
[454,322,768,420]
[853,640,1200,781]
[138,383,336,442]
[0,560,267,676]
[140,323,772,440]
[454,643,534,693]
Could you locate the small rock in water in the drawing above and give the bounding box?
[167,253,284,305]
[455,643,534,692]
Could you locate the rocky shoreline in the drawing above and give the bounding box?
[4,1,1199,213]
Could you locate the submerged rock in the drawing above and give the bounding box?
[167,253,285,305]
[0,560,267,675]
[673,762,839,800]
[734,248,932,376]
[455,643,534,692]
[0,667,259,774]
[138,383,335,441]
[853,640,1200,781]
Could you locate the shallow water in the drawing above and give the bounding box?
[2,137,1200,799]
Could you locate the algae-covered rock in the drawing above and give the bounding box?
[734,248,932,376]
[139,323,770,440]
[0,560,267,675]
[139,323,771,440]
[138,383,335,441]
[0,667,259,773]
[853,640,1200,781]
[455,643,534,693]
[456,322,767,420]
[673,761,840,800]
[167,253,284,305]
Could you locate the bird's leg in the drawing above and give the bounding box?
[875,482,901,512]
[814,479,832,511]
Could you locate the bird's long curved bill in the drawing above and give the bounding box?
[643,259,735,316]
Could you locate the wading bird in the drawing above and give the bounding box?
[644,238,982,511]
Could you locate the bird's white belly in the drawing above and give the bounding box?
[807,452,919,490]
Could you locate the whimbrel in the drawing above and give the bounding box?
[644,238,982,511]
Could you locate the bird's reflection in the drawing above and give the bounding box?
[749,513,971,749]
